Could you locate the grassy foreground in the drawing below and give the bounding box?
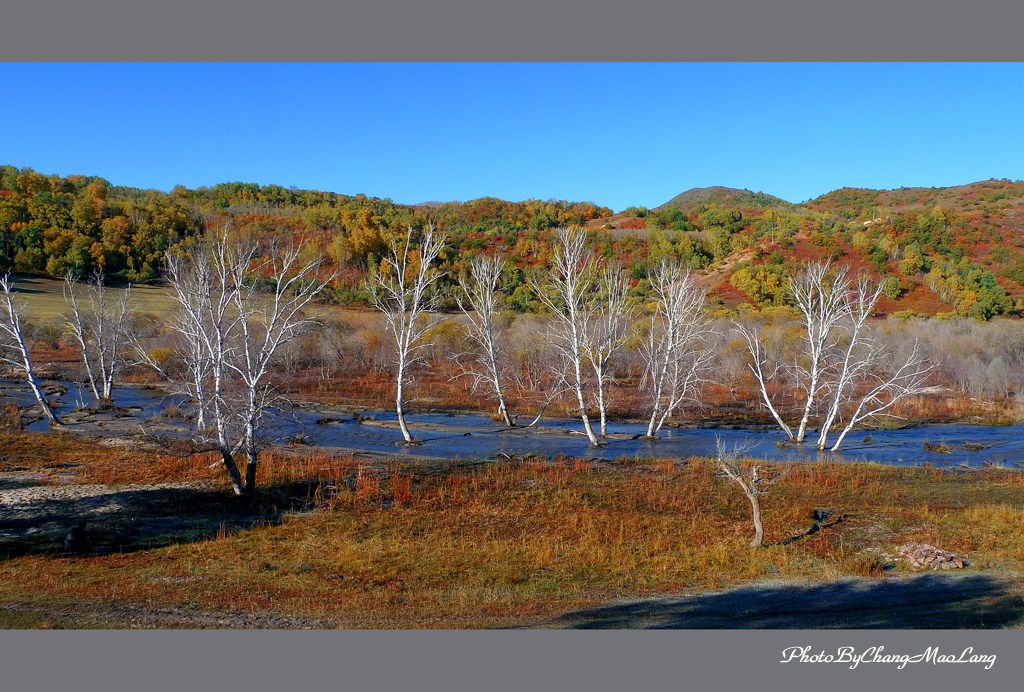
[1,432,1024,628]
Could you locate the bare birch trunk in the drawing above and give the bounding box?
[639,261,711,439]
[456,255,514,428]
[396,364,412,443]
[531,227,602,447]
[1,274,61,426]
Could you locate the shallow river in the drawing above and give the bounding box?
[2,378,1023,468]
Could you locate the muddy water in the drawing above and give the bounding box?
[0,378,189,432]
[2,378,1023,467]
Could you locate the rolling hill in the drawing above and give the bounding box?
[655,186,795,212]
[4,163,1024,319]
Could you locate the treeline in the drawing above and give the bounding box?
[0,166,203,281]
[5,165,1024,320]
[0,166,612,297]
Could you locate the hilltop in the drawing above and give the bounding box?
[655,186,795,213]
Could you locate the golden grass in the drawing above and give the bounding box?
[0,432,224,486]
[2,432,1024,628]
[7,274,179,323]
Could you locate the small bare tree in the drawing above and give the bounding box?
[639,261,713,438]
[167,229,327,495]
[369,224,447,443]
[0,274,61,426]
[63,271,133,404]
[583,264,634,437]
[714,437,782,548]
[532,226,600,446]
[455,254,514,426]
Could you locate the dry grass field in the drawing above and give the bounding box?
[2,431,1023,628]
[6,274,178,323]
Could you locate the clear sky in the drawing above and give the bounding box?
[2,63,1023,211]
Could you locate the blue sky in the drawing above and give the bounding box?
[2,63,1023,211]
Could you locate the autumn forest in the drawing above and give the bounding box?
[4,164,1024,321]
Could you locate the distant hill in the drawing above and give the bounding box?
[804,179,1024,214]
[655,186,794,212]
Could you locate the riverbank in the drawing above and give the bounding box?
[2,430,1024,628]
[4,378,1024,467]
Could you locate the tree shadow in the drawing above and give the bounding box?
[0,480,322,560]
[0,477,46,492]
[548,573,1024,629]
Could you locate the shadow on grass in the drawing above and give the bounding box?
[549,573,1024,629]
[0,481,321,560]
[0,478,47,492]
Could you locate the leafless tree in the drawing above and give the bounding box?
[0,274,61,425]
[455,254,514,426]
[737,262,855,442]
[63,271,133,404]
[583,264,635,437]
[714,437,782,548]
[531,226,600,446]
[737,261,932,450]
[368,224,447,443]
[815,286,933,450]
[167,238,239,432]
[639,261,713,438]
[167,229,327,495]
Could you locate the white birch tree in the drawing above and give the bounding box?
[819,341,933,451]
[639,261,713,438]
[0,274,61,426]
[736,261,851,443]
[813,278,932,450]
[63,271,133,404]
[166,236,246,433]
[531,226,600,446]
[737,261,932,450]
[167,229,327,495]
[368,224,447,444]
[455,254,514,426]
[583,264,634,437]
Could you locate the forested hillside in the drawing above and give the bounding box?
[4,165,1024,319]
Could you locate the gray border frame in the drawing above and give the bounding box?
[1,630,1021,690]
[2,1,1024,60]
[3,2,1024,692]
